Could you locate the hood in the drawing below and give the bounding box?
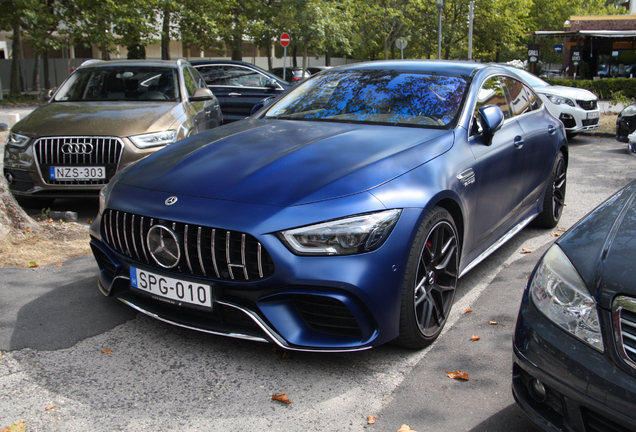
[535,85,597,101]
[119,119,454,206]
[13,101,183,138]
[557,180,636,307]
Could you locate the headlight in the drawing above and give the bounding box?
[278,209,402,256]
[621,105,636,117]
[530,245,603,352]
[7,132,31,148]
[98,183,110,215]
[129,130,177,149]
[547,95,576,107]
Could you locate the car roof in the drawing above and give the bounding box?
[335,60,487,77]
[79,59,186,69]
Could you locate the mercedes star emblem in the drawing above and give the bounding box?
[147,225,181,268]
[165,196,178,206]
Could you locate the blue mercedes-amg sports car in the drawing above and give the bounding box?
[90,60,568,352]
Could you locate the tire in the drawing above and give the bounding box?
[533,151,566,228]
[14,195,55,210]
[395,207,459,349]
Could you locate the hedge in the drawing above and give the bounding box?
[546,78,636,100]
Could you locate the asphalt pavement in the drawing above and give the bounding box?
[0,134,634,432]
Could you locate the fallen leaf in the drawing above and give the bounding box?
[47,218,53,223]
[87,218,93,224]
[489,321,498,325]
[446,370,476,380]
[280,351,292,360]
[558,227,567,232]
[521,248,532,254]
[470,335,481,341]
[551,232,561,237]
[25,227,31,233]
[101,349,112,355]
[526,275,531,279]
[55,263,63,267]
[464,308,473,314]
[45,404,56,411]
[397,424,416,431]
[368,415,378,424]
[0,422,26,432]
[28,261,39,268]
[272,393,292,404]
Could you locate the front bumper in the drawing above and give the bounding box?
[513,297,636,432]
[89,189,421,352]
[617,114,636,143]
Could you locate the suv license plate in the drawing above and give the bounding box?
[130,267,212,308]
[50,166,106,180]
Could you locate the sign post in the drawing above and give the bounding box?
[395,37,408,59]
[280,33,290,82]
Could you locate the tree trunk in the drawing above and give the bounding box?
[161,11,171,60]
[32,53,40,91]
[43,51,51,89]
[0,170,40,242]
[292,46,297,68]
[10,24,21,95]
[325,50,331,67]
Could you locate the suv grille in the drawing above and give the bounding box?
[577,100,597,110]
[613,296,636,370]
[102,209,275,282]
[34,136,124,185]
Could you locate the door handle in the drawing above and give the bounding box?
[548,125,557,135]
[228,92,242,97]
[514,136,525,149]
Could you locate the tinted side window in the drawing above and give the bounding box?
[183,67,197,97]
[224,66,269,88]
[502,77,531,117]
[187,67,206,89]
[523,85,542,111]
[196,66,226,86]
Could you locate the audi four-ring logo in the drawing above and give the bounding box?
[61,143,94,154]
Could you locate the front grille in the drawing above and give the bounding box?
[583,118,599,126]
[34,136,124,185]
[102,209,275,282]
[583,408,632,432]
[613,296,636,370]
[577,100,598,110]
[294,294,362,338]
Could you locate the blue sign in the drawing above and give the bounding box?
[554,44,563,54]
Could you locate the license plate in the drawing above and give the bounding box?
[587,111,600,119]
[130,267,212,308]
[50,166,106,180]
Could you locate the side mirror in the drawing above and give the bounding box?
[38,88,55,102]
[190,88,214,102]
[265,78,279,89]
[250,96,275,116]
[478,105,504,144]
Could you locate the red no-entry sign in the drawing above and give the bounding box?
[280,33,290,47]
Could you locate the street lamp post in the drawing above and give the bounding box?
[437,0,444,60]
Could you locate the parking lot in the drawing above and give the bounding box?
[1,133,635,432]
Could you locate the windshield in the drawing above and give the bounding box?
[263,70,468,128]
[508,67,549,88]
[54,66,180,102]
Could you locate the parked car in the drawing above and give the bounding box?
[3,59,221,208]
[191,60,290,123]
[616,103,636,143]
[501,66,600,138]
[513,178,636,432]
[91,60,567,352]
[270,67,311,84]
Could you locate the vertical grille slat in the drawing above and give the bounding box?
[613,296,636,371]
[33,136,124,186]
[102,210,274,281]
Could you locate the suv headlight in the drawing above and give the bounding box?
[129,130,177,149]
[547,95,576,107]
[278,209,402,256]
[7,132,31,148]
[530,245,603,352]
